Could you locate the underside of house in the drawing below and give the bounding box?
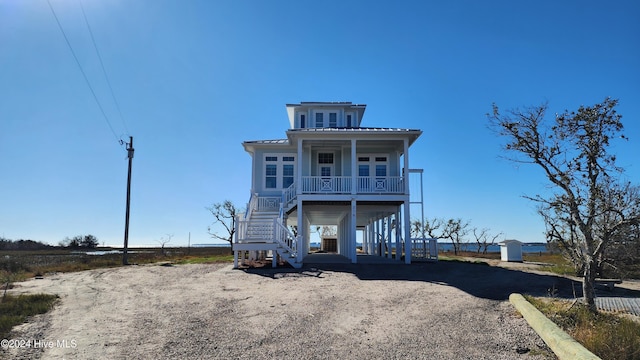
[233,102,437,268]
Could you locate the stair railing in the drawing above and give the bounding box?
[242,193,258,221]
[273,218,297,258]
[281,182,297,210]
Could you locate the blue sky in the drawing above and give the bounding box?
[1,0,638,247]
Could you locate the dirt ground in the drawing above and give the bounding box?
[4,258,635,360]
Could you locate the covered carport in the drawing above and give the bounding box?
[285,200,407,264]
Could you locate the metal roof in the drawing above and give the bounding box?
[287,127,420,133]
[243,139,289,145]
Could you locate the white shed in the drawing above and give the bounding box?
[499,240,523,262]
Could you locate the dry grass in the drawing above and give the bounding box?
[0,293,59,339]
[525,296,640,360]
[0,247,233,279]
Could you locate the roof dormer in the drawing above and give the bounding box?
[286,102,366,130]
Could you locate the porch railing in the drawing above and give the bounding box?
[300,176,352,193]
[299,176,404,194]
[411,238,438,261]
[257,197,280,211]
[357,176,404,193]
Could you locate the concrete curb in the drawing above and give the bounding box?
[509,293,600,360]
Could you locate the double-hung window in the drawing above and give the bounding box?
[314,112,339,127]
[282,156,295,188]
[315,113,323,127]
[264,155,296,190]
[329,113,337,127]
[265,156,278,189]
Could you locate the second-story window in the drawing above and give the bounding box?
[300,114,306,128]
[329,113,337,127]
[264,155,296,190]
[283,156,295,188]
[346,114,352,128]
[315,113,323,127]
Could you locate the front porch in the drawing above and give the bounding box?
[298,176,405,194]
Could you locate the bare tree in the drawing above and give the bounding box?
[207,200,240,252]
[410,217,444,239]
[472,228,503,254]
[440,218,470,255]
[156,233,173,256]
[321,226,337,237]
[488,98,640,310]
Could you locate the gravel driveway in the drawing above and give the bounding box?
[3,260,568,359]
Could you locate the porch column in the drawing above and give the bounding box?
[403,138,410,195]
[297,138,303,195]
[403,138,412,264]
[350,199,357,263]
[350,139,357,195]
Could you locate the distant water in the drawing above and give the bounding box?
[309,242,549,253]
[438,243,548,253]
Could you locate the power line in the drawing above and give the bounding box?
[46,0,121,144]
[78,0,130,136]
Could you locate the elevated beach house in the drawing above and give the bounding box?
[234,102,425,268]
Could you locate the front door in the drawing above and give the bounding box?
[357,155,388,192]
[318,152,334,191]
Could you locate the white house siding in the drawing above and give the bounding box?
[237,102,422,267]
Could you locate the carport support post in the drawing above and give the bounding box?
[387,216,392,259]
[403,138,411,264]
[404,200,411,264]
[351,199,357,263]
[297,199,304,261]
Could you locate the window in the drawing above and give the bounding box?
[329,113,337,127]
[318,153,333,164]
[315,113,323,127]
[283,165,294,188]
[358,165,369,177]
[300,114,306,128]
[346,114,352,128]
[375,156,387,162]
[376,165,387,177]
[358,156,369,162]
[265,164,277,188]
[264,154,296,189]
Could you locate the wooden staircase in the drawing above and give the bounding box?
[235,207,301,269]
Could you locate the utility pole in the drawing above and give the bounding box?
[123,136,134,265]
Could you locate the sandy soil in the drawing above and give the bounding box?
[1,260,587,359]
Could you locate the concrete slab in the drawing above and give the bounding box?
[302,253,404,265]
